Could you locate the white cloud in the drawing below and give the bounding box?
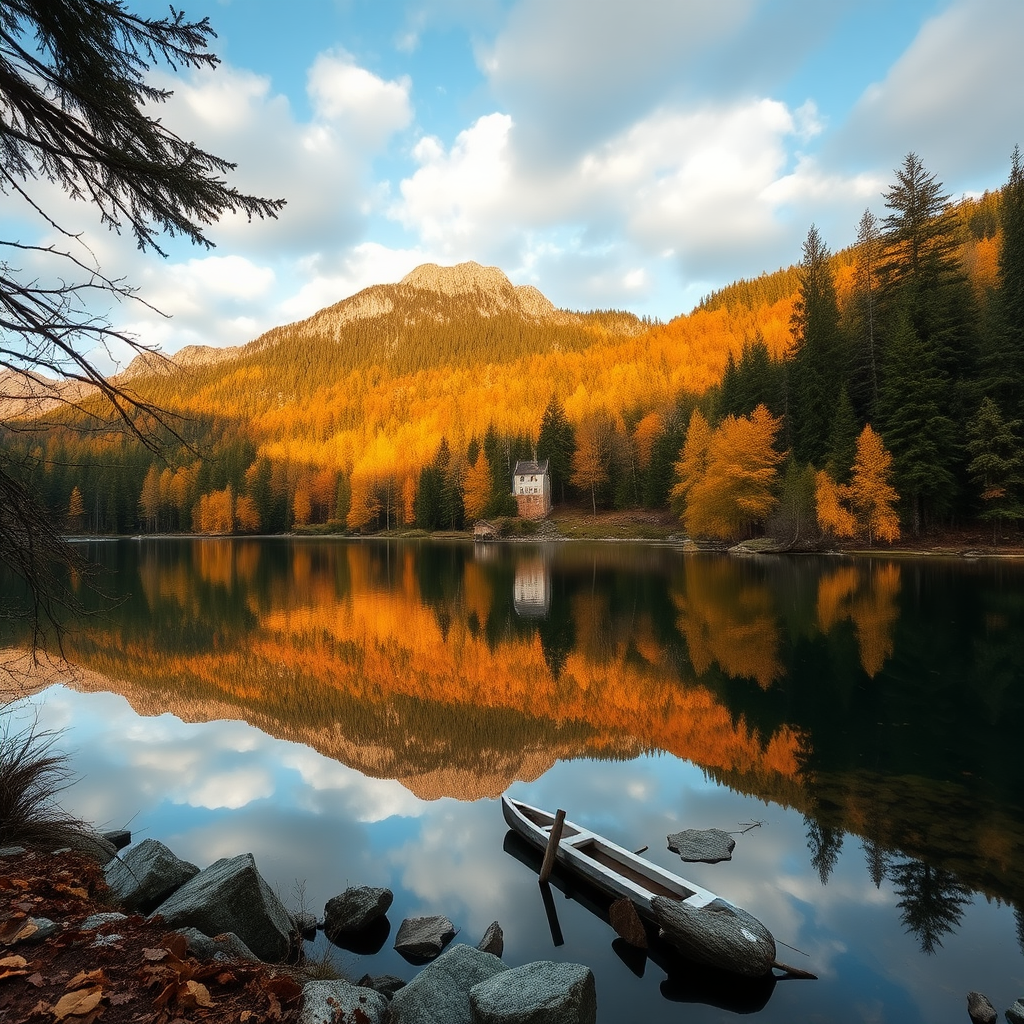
[479,0,756,159]
[307,52,413,149]
[389,95,869,297]
[278,242,433,321]
[835,0,1024,185]
[393,113,516,253]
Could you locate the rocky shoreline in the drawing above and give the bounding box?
[0,831,597,1024]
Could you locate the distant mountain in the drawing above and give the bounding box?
[237,260,646,378]
[4,261,647,420]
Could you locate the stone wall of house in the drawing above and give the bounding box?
[516,493,549,520]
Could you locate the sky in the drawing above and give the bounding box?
[5,0,1024,364]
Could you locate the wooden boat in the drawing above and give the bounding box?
[501,795,783,978]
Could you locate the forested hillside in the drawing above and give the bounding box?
[3,151,1021,542]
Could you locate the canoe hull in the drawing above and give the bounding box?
[501,795,777,978]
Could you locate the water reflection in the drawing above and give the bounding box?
[3,540,1024,1004]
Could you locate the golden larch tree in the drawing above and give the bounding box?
[235,494,261,533]
[462,450,492,521]
[669,409,711,514]
[570,412,614,514]
[346,476,381,531]
[850,425,900,544]
[633,411,665,471]
[683,405,784,540]
[814,470,857,539]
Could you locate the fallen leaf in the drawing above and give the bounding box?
[142,948,168,962]
[0,967,30,981]
[216,971,236,986]
[53,884,89,899]
[180,980,213,1008]
[0,917,38,944]
[153,980,177,1008]
[240,1012,253,1022]
[264,975,302,1002]
[27,971,45,987]
[109,992,132,1006]
[0,955,28,968]
[53,985,104,1019]
[66,968,107,990]
[162,933,188,960]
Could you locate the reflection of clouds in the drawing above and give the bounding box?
[187,769,274,810]
[278,747,422,822]
[13,683,1021,1023]
[389,800,530,939]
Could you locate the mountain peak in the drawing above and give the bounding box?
[399,261,515,299]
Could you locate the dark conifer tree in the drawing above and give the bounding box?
[877,306,958,533]
[983,145,1024,421]
[789,225,846,465]
[536,395,576,503]
[846,209,881,420]
[825,389,859,484]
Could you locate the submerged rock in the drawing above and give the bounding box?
[323,885,392,940]
[650,895,775,978]
[477,920,504,957]
[666,828,736,863]
[609,898,647,949]
[394,914,457,961]
[966,991,996,1024]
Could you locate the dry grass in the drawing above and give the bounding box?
[0,714,87,850]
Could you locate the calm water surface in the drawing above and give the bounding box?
[3,538,1023,1022]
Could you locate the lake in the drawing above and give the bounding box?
[3,538,1023,1022]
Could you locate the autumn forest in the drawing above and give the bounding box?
[4,149,1024,543]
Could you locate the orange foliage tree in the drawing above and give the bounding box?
[679,405,784,540]
[670,410,711,516]
[235,494,261,533]
[850,425,900,544]
[462,450,492,521]
[814,470,857,539]
[571,411,614,513]
[815,425,899,544]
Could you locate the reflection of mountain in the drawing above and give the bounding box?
[6,540,1024,912]
[6,541,802,803]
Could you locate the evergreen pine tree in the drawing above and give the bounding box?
[847,209,881,419]
[536,395,576,504]
[789,225,846,465]
[983,145,1024,421]
[966,397,1024,539]
[877,307,958,533]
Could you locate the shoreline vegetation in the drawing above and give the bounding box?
[68,507,1024,557]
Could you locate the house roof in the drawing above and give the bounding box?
[513,459,549,476]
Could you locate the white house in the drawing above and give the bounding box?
[512,459,551,519]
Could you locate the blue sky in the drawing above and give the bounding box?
[6,0,1023,361]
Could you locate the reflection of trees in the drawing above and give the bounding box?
[1016,905,1024,956]
[673,558,784,688]
[815,562,901,677]
[888,858,972,954]
[862,838,892,889]
[805,815,844,885]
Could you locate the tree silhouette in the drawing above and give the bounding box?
[805,815,844,886]
[888,857,972,954]
[1,0,282,640]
